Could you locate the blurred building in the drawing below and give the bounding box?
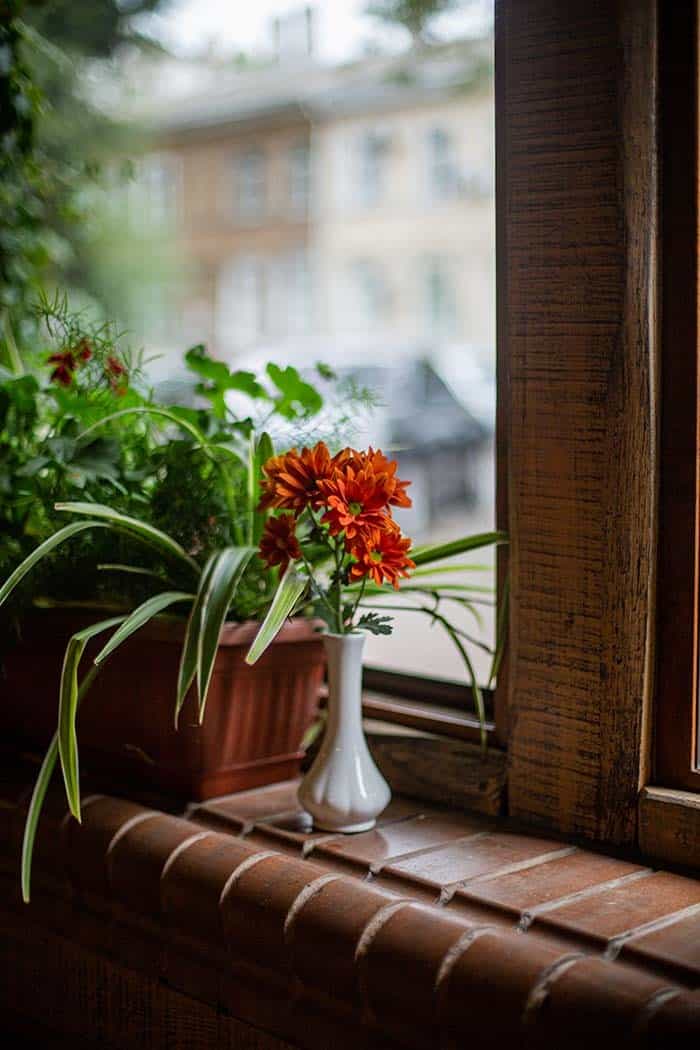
[138,31,494,371]
[129,24,495,534]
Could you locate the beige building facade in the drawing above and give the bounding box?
[140,38,494,373]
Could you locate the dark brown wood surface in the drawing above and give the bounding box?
[503,0,658,843]
[366,723,507,816]
[639,786,700,869]
[493,0,511,749]
[653,0,700,792]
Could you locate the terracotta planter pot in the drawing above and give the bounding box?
[2,610,325,801]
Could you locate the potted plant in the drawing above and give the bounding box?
[0,300,342,865]
[1,303,506,902]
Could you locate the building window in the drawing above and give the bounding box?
[216,256,267,350]
[234,149,267,223]
[423,256,457,339]
[288,142,311,217]
[426,127,457,201]
[357,130,390,208]
[350,259,391,326]
[136,152,181,227]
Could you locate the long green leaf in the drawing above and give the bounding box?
[411,530,508,567]
[196,546,255,722]
[20,660,101,902]
[21,732,59,903]
[97,563,170,581]
[246,565,308,665]
[94,591,194,665]
[175,554,218,726]
[78,405,210,449]
[58,616,125,822]
[409,563,492,576]
[0,520,108,608]
[55,502,200,575]
[488,573,510,687]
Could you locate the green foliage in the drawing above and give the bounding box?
[366,0,463,42]
[356,611,393,635]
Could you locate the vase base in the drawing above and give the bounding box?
[313,818,376,834]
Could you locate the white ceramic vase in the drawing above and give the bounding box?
[298,632,391,833]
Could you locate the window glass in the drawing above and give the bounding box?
[117,0,496,686]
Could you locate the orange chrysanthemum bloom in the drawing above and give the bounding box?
[259,441,335,514]
[259,513,302,572]
[319,463,394,540]
[360,447,412,509]
[349,526,415,589]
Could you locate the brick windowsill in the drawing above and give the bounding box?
[1,763,700,1047]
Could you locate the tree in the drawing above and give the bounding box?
[365,0,462,44]
[0,0,170,352]
[22,0,165,58]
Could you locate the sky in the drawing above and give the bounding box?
[136,0,493,65]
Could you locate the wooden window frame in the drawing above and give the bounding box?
[361,0,700,868]
[653,0,700,794]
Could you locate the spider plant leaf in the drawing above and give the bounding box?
[411,531,508,567]
[94,591,194,665]
[409,563,492,576]
[97,563,170,581]
[55,502,200,575]
[57,616,126,823]
[196,546,255,723]
[175,553,217,727]
[21,657,103,902]
[0,520,108,609]
[21,731,59,903]
[246,565,308,666]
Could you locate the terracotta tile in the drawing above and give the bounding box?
[313,813,485,874]
[191,779,303,826]
[534,871,700,949]
[647,990,700,1046]
[530,956,675,1049]
[160,832,259,944]
[64,795,151,898]
[621,908,700,984]
[438,929,576,1044]
[381,830,565,889]
[453,850,646,923]
[370,869,444,906]
[107,812,202,914]
[359,901,472,1031]
[288,877,396,1001]
[220,852,328,971]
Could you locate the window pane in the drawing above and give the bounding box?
[117,0,496,687]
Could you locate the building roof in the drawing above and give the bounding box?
[121,37,492,135]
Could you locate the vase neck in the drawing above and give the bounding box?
[323,633,365,737]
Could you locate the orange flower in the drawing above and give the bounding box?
[361,447,412,509]
[259,513,302,571]
[349,525,415,589]
[259,441,335,514]
[332,447,411,509]
[320,463,394,540]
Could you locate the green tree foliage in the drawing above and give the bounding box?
[0,0,169,348]
[23,0,164,57]
[366,0,462,43]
